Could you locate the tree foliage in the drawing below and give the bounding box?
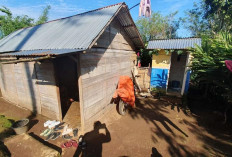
[0,5,51,38]
[182,0,232,36]
[204,0,232,32]
[181,2,209,37]
[191,33,232,84]
[36,5,51,25]
[136,11,180,42]
[136,12,180,67]
[190,32,232,121]
[184,1,232,122]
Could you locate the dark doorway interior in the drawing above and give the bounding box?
[54,56,80,122]
[168,51,188,94]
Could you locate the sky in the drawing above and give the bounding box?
[0,0,200,37]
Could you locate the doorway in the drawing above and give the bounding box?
[54,56,81,128]
[168,51,188,94]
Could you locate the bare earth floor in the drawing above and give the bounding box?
[0,96,232,157]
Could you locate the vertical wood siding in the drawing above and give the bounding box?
[0,61,61,120]
[80,18,136,131]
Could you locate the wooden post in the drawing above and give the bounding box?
[181,52,190,95]
[77,53,85,133]
[52,60,63,121]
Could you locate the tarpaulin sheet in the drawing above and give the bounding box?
[113,76,135,107]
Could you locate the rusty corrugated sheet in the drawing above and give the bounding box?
[147,38,201,49]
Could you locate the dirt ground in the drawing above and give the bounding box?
[1,96,232,157]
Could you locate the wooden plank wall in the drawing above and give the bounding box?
[14,63,41,113]
[35,62,61,120]
[80,18,137,131]
[0,64,18,104]
[0,61,61,120]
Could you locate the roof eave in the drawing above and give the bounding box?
[87,3,124,50]
[87,3,144,50]
[121,4,144,49]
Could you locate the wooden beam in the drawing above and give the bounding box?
[130,37,140,39]
[1,55,55,64]
[52,60,63,122]
[181,52,190,95]
[77,53,85,133]
[122,24,134,28]
[0,57,17,60]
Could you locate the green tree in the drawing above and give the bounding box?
[36,5,51,25]
[182,0,232,36]
[0,7,34,38]
[204,0,232,32]
[180,2,209,37]
[136,11,180,42]
[190,32,232,123]
[0,5,51,39]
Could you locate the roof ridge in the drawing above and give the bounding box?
[45,2,124,24]
[15,2,124,31]
[150,37,201,41]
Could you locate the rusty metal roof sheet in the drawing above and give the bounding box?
[147,38,201,49]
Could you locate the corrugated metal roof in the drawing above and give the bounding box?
[0,49,82,57]
[117,7,144,49]
[0,3,144,56]
[0,3,130,54]
[147,38,201,49]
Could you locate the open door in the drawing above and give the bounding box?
[54,56,81,128]
[168,51,188,95]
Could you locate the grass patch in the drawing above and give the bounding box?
[0,115,15,140]
[0,115,16,157]
[0,115,14,128]
[0,141,11,157]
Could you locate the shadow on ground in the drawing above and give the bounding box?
[29,132,62,154]
[127,96,232,157]
[0,140,11,156]
[74,121,111,157]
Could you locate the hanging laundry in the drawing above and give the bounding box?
[139,0,152,17]
[145,0,152,17]
[139,0,145,17]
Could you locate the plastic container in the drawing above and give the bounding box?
[12,119,29,135]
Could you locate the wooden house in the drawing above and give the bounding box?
[0,3,144,132]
